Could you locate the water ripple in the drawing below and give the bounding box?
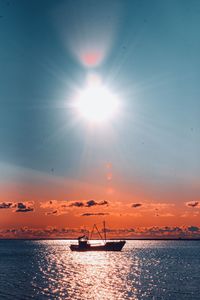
[0,240,200,299]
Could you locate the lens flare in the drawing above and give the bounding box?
[81,51,102,67]
[55,1,121,68]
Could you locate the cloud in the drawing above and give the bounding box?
[99,200,109,206]
[0,226,82,239]
[132,203,142,208]
[15,202,34,213]
[127,202,175,212]
[40,199,109,216]
[81,212,109,217]
[85,200,108,207]
[188,226,199,232]
[69,201,84,207]
[40,200,58,209]
[186,201,200,208]
[0,201,34,212]
[46,210,58,216]
[0,202,13,209]
[85,200,97,207]
[1,225,200,239]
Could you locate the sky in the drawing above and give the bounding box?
[0,0,200,238]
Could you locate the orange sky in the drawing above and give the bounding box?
[0,169,199,238]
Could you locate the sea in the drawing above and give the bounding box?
[0,240,199,300]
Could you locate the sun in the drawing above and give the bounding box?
[74,76,120,123]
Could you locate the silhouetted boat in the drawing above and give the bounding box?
[70,222,126,252]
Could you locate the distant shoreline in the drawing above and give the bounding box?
[0,238,200,241]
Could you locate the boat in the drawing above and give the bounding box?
[70,222,126,251]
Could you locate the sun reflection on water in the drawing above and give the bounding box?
[32,240,141,299]
[0,240,199,299]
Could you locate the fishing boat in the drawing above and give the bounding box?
[70,222,126,251]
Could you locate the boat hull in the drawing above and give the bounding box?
[70,241,126,252]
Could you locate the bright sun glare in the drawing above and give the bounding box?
[74,75,120,123]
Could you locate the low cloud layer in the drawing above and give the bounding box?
[0,225,200,239]
[0,201,34,213]
[186,201,200,208]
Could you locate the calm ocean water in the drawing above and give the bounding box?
[0,240,199,299]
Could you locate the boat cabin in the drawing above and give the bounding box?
[78,235,89,249]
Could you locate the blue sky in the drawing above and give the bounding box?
[0,0,200,208]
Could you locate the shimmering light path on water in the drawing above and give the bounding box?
[0,240,199,299]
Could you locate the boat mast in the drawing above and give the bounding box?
[103,220,106,242]
[90,224,104,241]
[90,224,95,240]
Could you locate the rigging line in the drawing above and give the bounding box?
[90,224,95,240]
[94,224,104,241]
[103,220,107,241]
